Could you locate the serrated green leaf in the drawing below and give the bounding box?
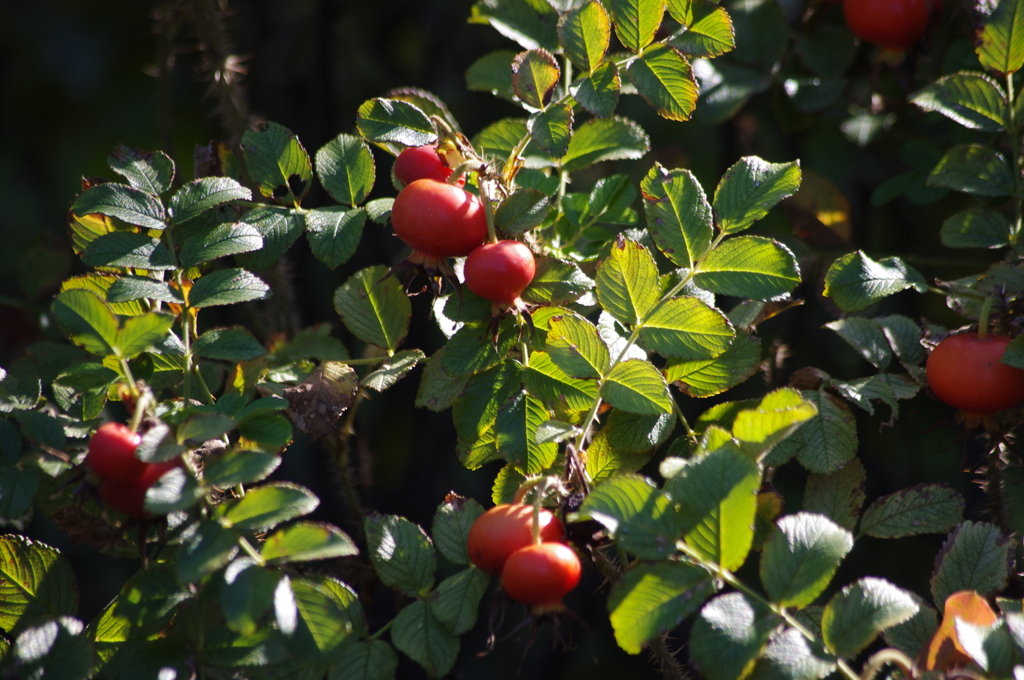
[365,514,436,597]
[220,560,281,637]
[523,350,599,412]
[689,593,778,680]
[879,593,937,659]
[415,348,470,413]
[794,390,857,475]
[115,312,175,359]
[107,145,174,194]
[51,289,119,356]
[169,177,252,224]
[390,600,458,677]
[356,98,436,148]
[626,45,698,121]
[570,61,621,117]
[432,496,484,566]
[328,640,398,680]
[602,410,673,453]
[821,577,918,658]
[584,428,654,481]
[179,222,263,268]
[639,296,735,361]
[194,327,267,362]
[333,265,410,351]
[608,0,665,52]
[315,133,375,206]
[495,189,550,235]
[189,268,270,308]
[803,459,865,533]
[495,391,559,474]
[823,251,928,312]
[714,157,801,234]
[528,104,573,157]
[241,122,313,203]
[748,626,837,680]
[13,410,65,451]
[0,468,39,521]
[431,568,489,635]
[286,579,356,663]
[607,561,715,654]
[976,0,1024,76]
[561,116,650,172]
[667,3,735,58]
[693,236,801,301]
[262,522,358,564]
[235,207,306,271]
[642,163,713,268]
[666,330,761,397]
[204,448,281,487]
[512,48,561,108]
[466,50,517,100]
[176,520,241,584]
[824,317,892,370]
[305,207,365,269]
[731,387,817,460]
[452,362,521,451]
[81,232,175,270]
[364,197,394,225]
[1004,335,1024,369]
[106,275,184,304]
[596,236,660,327]
[912,71,1007,132]
[546,312,610,378]
[941,207,1012,249]
[220,482,319,531]
[927,144,1014,196]
[760,513,853,609]
[0,536,77,633]
[361,349,425,392]
[667,447,760,570]
[12,616,93,680]
[71,183,166,230]
[602,359,673,414]
[558,1,611,72]
[441,320,517,377]
[860,485,964,539]
[580,474,683,559]
[521,257,594,305]
[931,521,1013,610]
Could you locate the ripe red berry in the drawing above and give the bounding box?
[98,460,178,518]
[390,179,488,259]
[501,542,581,607]
[86,422,147,484]
[926,333,1024,413]
[843,0,930,49]
[463,240,536,305]
[394,144,464,187]
[467,504,565,576]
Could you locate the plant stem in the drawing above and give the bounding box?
[977,296,997,340]
[1006,72,1023,255]
[479,178,499,243]
[237,535,265,566]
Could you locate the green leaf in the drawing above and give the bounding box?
[859,485,964,539]
[666,330,761,397]
[188,268,270,309]
[667,3,735,58]
[71,183,166,230]
[0,468,40,521]
[495,391,558,474]
[561,116,650,173]
[0,419,23,464]
[356,98,436,148]
[466,50,516,100]
[333,265,410,351]
[432,495,484,566]
[241,122,313,203]
[803,459,866,533]
[107,145,174,194]
[106,275,184,304]
[12,616,93,680]
[823,251,928,312]
[0,535,77,633]
[911,72,1007,132]
[760,513,853,609]
[415,348,470,413]
[642,163,713,268]
[521,257,594,305]
[694,59,771,124]
[585,428,654,482]
[607,561,715,654]
[365,514,436,597]
[546,312,610,378]
[220,560,278,636]
[512,48,560,108]
[824,317,893,370]
[115,312,175,359]
[602,359,673,414]
[144,467,205,514]
[235,207,307,271]
[442,321,517,377]
[285,578,357,663]
[596,236,660,326]
[731,388,818,460]
[927,144,1014,196]
[693,236,801,301]
[179,222,263,267]
[495,189,550,235]
[176,519,241,584]
[639,296,735,361]
[930,521,1013,610]
[81,232,175,270]
[51,289,118,356]
[315,133,374,206]
[262,522,358,564]
[452,362,521,450]
[169,177,252,224]
[329,640,398,680]
[305,207,366,269]
[194,327,267,362]
[975,0,1024,76]
[558,1,611,72]
[714,157,801,234]
[13,410,66,451]
[689,593,778,680]
[821,577,919,658]
[794,390,857,475]
[177,413,236,443]
[728,0,787,67]
[361,349,425,392]
[528,104,573,157]
[390,600,458,677]
[523,351,599,412]
[1004,335,1024,369]
[570,61,621,117]
[220,482,319,531]
[748,626,838,680]
[940,207,1012,249]
[580,474,682,560]
[431,568,490,635]
[667,447,761,570]
[204,449,281,487]
[626,45,698,121]
[608,0,665,52]
[469,0,560,51]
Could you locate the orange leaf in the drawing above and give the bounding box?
[917,590,998,672]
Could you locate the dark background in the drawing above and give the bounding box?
[0,1,1002,677]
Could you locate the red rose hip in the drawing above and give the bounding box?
[390,179,488,259]
[464,240,536,305]
[501,542,581,607]
[87,422,147,483]
[98,459,178,518]
[926,333,1024,413]
[394,144,464,187]
[843,0,930,49]
[467,504,565,576]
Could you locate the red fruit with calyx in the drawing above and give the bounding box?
[467,504,565,576]
[926,333,1024,413]
[390,179,488,259]
[501,542,582,608]
[98,460,178,518]
[86,422,147,483]
[464,240,536,305]
[394,144,464,187]
[843,0,930,49]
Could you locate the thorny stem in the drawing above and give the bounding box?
[332,389,369,541]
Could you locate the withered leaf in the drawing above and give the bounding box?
[284,362,358,441]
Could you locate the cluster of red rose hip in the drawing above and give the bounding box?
[467,503,581,609]
[86,422,176,518]
[390,144,537,306]
[836,0,941,51]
